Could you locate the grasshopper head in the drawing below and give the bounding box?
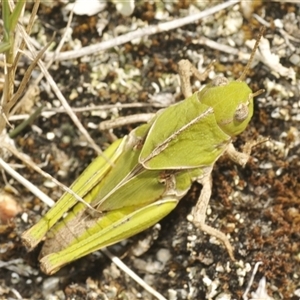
[199,27,265,137]
[198,78,255,136]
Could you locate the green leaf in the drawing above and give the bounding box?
[9,1,25,32]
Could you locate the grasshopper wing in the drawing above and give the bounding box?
[22,138,126,250]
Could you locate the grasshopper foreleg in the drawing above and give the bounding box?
[225,140,258,167]
[178,59,214,98]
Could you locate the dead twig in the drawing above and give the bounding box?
[43,1,240,62]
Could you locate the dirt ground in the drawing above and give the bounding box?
[0,1,299,299]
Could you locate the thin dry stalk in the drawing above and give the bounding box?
[43,1,240,62]
[17,23,103,155]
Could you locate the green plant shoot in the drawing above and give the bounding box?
[22,33,264,275]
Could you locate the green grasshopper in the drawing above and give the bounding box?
[22,33,264,275]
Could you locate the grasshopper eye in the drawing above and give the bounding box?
[234,103,249,122]
[212,76,229,87]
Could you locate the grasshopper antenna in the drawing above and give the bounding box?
[238,26,265,82]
